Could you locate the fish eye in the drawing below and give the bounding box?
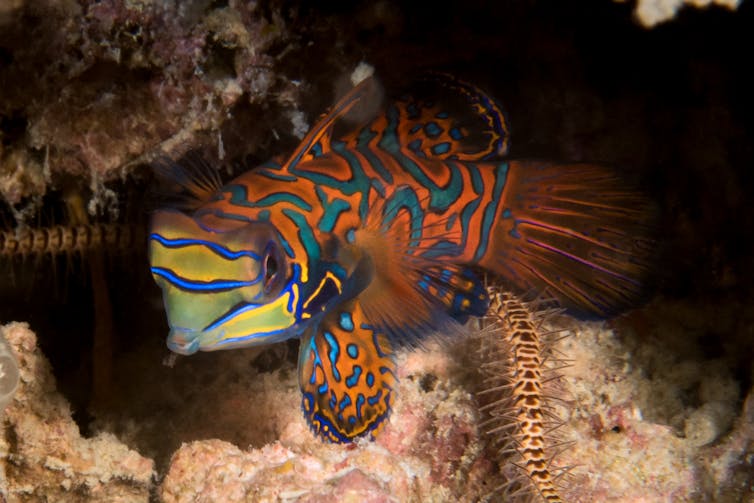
[265,254,278,282]
[263,243,281,292]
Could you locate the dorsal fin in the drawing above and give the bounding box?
[151,153,223,210]
[286,77,381,168]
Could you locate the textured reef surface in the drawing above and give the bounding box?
[1,0,753,501]
[1,322,154,502]
[2,301,753,501]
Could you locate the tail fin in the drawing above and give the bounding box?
[479,161,656,317]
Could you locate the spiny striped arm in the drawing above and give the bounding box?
[478,287,568,503]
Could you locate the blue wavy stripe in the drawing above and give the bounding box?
[150,233,262,261]
[151,267,261,292]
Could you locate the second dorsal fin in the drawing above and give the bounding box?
[398,73,510,161]
[340,73,510,162]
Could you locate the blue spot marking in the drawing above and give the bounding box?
[380,366,396,379]
[346,365,362,388]
[356,394,365,420]
[338,394,352,412]
[324,331,341,382]
[340,313,354,332]
[503,208,512,218]
[408,139,422,152]
[409,123,423,134]
[424,122,442,137]
[367,390,383,406]
[379,109,464,212]
[151,267,261,292]
[349,416,356,425]
[150,234,262,261]
[435,111,449,119]
[258,210,271,221]
[318,382,328,394]
[449,127,463,140]
[431,142,451,156]
[346,343,358,358]
[366,372,375,388]
[329,391,337,410]
[346,229,356,244]
[306,334,322,384]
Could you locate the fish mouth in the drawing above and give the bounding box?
[166,327,202,355]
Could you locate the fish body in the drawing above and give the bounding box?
[149,75,654,442]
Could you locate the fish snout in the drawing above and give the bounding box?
[166,327,202,355]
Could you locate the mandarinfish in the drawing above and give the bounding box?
[148,74,655,443]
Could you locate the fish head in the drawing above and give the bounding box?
[148,209,302,355]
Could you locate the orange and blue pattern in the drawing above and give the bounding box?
[148,75,654,442]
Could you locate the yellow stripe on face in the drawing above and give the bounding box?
[206,282,301,349]
[151,241,261,285]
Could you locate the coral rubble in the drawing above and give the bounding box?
[628,0,742,27]
[2,307,752,502]
[1,0,299,214]
[0,322,153,502]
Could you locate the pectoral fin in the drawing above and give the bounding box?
[298,299,396,443]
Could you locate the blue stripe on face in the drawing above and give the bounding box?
[151,267,262,292]
[149,233,262,261]
[216,327,287,346]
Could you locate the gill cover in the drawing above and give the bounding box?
[148,209,301,354]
